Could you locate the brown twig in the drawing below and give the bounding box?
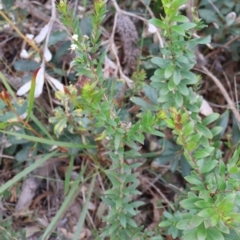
[0,10,40,54]
[201,66,240,127]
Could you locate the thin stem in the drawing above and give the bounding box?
[201,66,240,128]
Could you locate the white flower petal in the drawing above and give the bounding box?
[17,81,32,96]
[44,47,52,62]
[34,23,50,44]
[148,23,157,34]
[20,112,27,120]
[70,43,78,51]
[226,12,236,26]
[72,34,78,41]
[200,99,213,116]
[26,34,34,40]
[34,65,45,98]
[48,76,64,92]
[78,5,85,11]
[20,49,30,59]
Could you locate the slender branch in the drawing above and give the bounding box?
[201,66,240,127]
[0,10,40,53]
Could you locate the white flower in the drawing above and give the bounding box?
[17,63,45,98]
[20,49,30,59]
[34,23,50,44]
[148,23,157,34]
[200,99,213,116]
[226,12,236,26]
[70,43,78,51]
[46,76,64,92]
[26,34,34,40]
[83,35,89,40]
[72,34,78,41]
[44,47,52,62]
[17,63,65,98]
[78,5,85,12]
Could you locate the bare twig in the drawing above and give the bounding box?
[201,66,240,127]
[0,10,40,54]
[144,177,175,211]
[234,73,240,112]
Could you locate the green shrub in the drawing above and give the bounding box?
[0,0,239,239]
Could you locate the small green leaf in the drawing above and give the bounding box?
[14,60,41,72]
[119,214,126,228]
[206,228,224,240]
[185,176,202,185]
[197,223,207,240]
[54,118,67,137]
[213,110,229,140]
[196,124,213,139]
[190,36,211,45]
[163,211,173,219]
[217,176,226,191]
[198,208,215,218]
[143,85,158,105]
[173,69,181,85]
[158,94,169,103]
[114,132,121,150]
[195,200,212,209]
[130,97,156,110]
[165,119,175,128]
[180,22,196,30]
[229,149,240,167]
[180,198,199,210]
[48,30,67,46]
[174,92,183,107]
[180,155,191,176]
[186,141,197,151]
[208,214,220,227]
[181,70,197,84]
[194,149,210,159]
[171,15,189,22]
[164,64,175,79]
[171,25,185,36]
[183,229,197,239]
[189,216,203,229]
[171,0,188,9]
[201,160,218,173]
[202,113,220,125]
[217,193,235,214]
[183,121,194,136]
[149,18,167,30]
[159,221,171,227]
[151,57,170,68]
[211,126,223,137]
[168,77,176,91]
[178,83,189,96]
[176,219,189,230]
[176,55,189,64]
[150,129,165,137]
[216,220,229,234]
[232,113,240,145]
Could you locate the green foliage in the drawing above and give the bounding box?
[0,216,26,240]
[56,1,159,239]
[0,0,239,239]
[147,1,240,239]
[198,0,240,60]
